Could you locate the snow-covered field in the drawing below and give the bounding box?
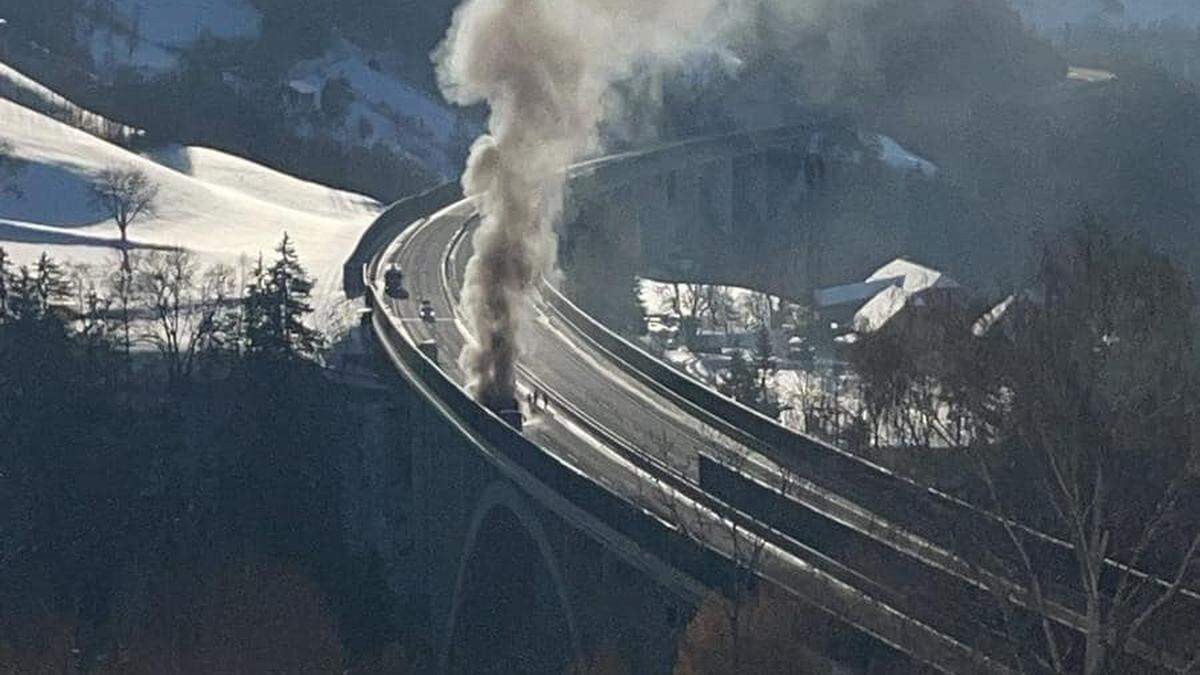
[0,81,381,330]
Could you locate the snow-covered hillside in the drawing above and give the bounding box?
[86,0,262,76]
[0,93,381,326]
[73,1,468,183]
[287,38,472,179]
[0,62,142,143]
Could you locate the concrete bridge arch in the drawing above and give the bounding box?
[441,480,585,674]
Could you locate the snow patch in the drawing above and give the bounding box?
[0,95,380,326]
[866,134,938,177]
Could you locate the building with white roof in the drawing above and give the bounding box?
[814,257,966,336]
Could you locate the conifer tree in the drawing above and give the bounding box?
[33,253,71,316]
[7,266,36,321]
[242,234,323,361]
[5,254,71,323]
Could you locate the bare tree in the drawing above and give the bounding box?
[90,166,159,269]
[0,246,11,320]
[950,224,1200,673]
[744,291,777,330]
[132,248,234,387]
[65,262,113,354]
[647,433,799,674]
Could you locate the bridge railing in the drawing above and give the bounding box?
[344,181,464,298]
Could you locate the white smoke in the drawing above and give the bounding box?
[435,0,737,408]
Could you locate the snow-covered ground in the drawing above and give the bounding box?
[0,62,141,143]
[287,38,472,179]
[86,0,262,76]
[0,83,381,330]
[639,278,785,328]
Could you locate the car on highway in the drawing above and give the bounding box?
[384,264,409,299]
[419,299,436,323]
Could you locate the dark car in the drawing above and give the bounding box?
[419,300,436,323]
[384,265,408,299]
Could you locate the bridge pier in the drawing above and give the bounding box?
[351,372,696,674]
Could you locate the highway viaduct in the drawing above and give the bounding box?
[340,128,1199,674]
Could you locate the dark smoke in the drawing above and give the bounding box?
[434,0,735,407]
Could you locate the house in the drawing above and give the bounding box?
[283,79,321,112]
[814,257,966,336]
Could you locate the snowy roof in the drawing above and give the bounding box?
[866,258,961,295]
[971,289,1043,338]
[853,285,911,333]
[830,259,968,334]
[287,80,320,96]
[815,257,960,311]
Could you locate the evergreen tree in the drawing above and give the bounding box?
[241,253,268,354]
[33,252,71,316]
[8,266,43,321]
[243,234,323,361]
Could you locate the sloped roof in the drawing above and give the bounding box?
[854,285,910,333]
[866,258,961,294]
[816,258,965,333]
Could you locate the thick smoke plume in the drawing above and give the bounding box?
[434,0,1054,407]
[435,0,732,408]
